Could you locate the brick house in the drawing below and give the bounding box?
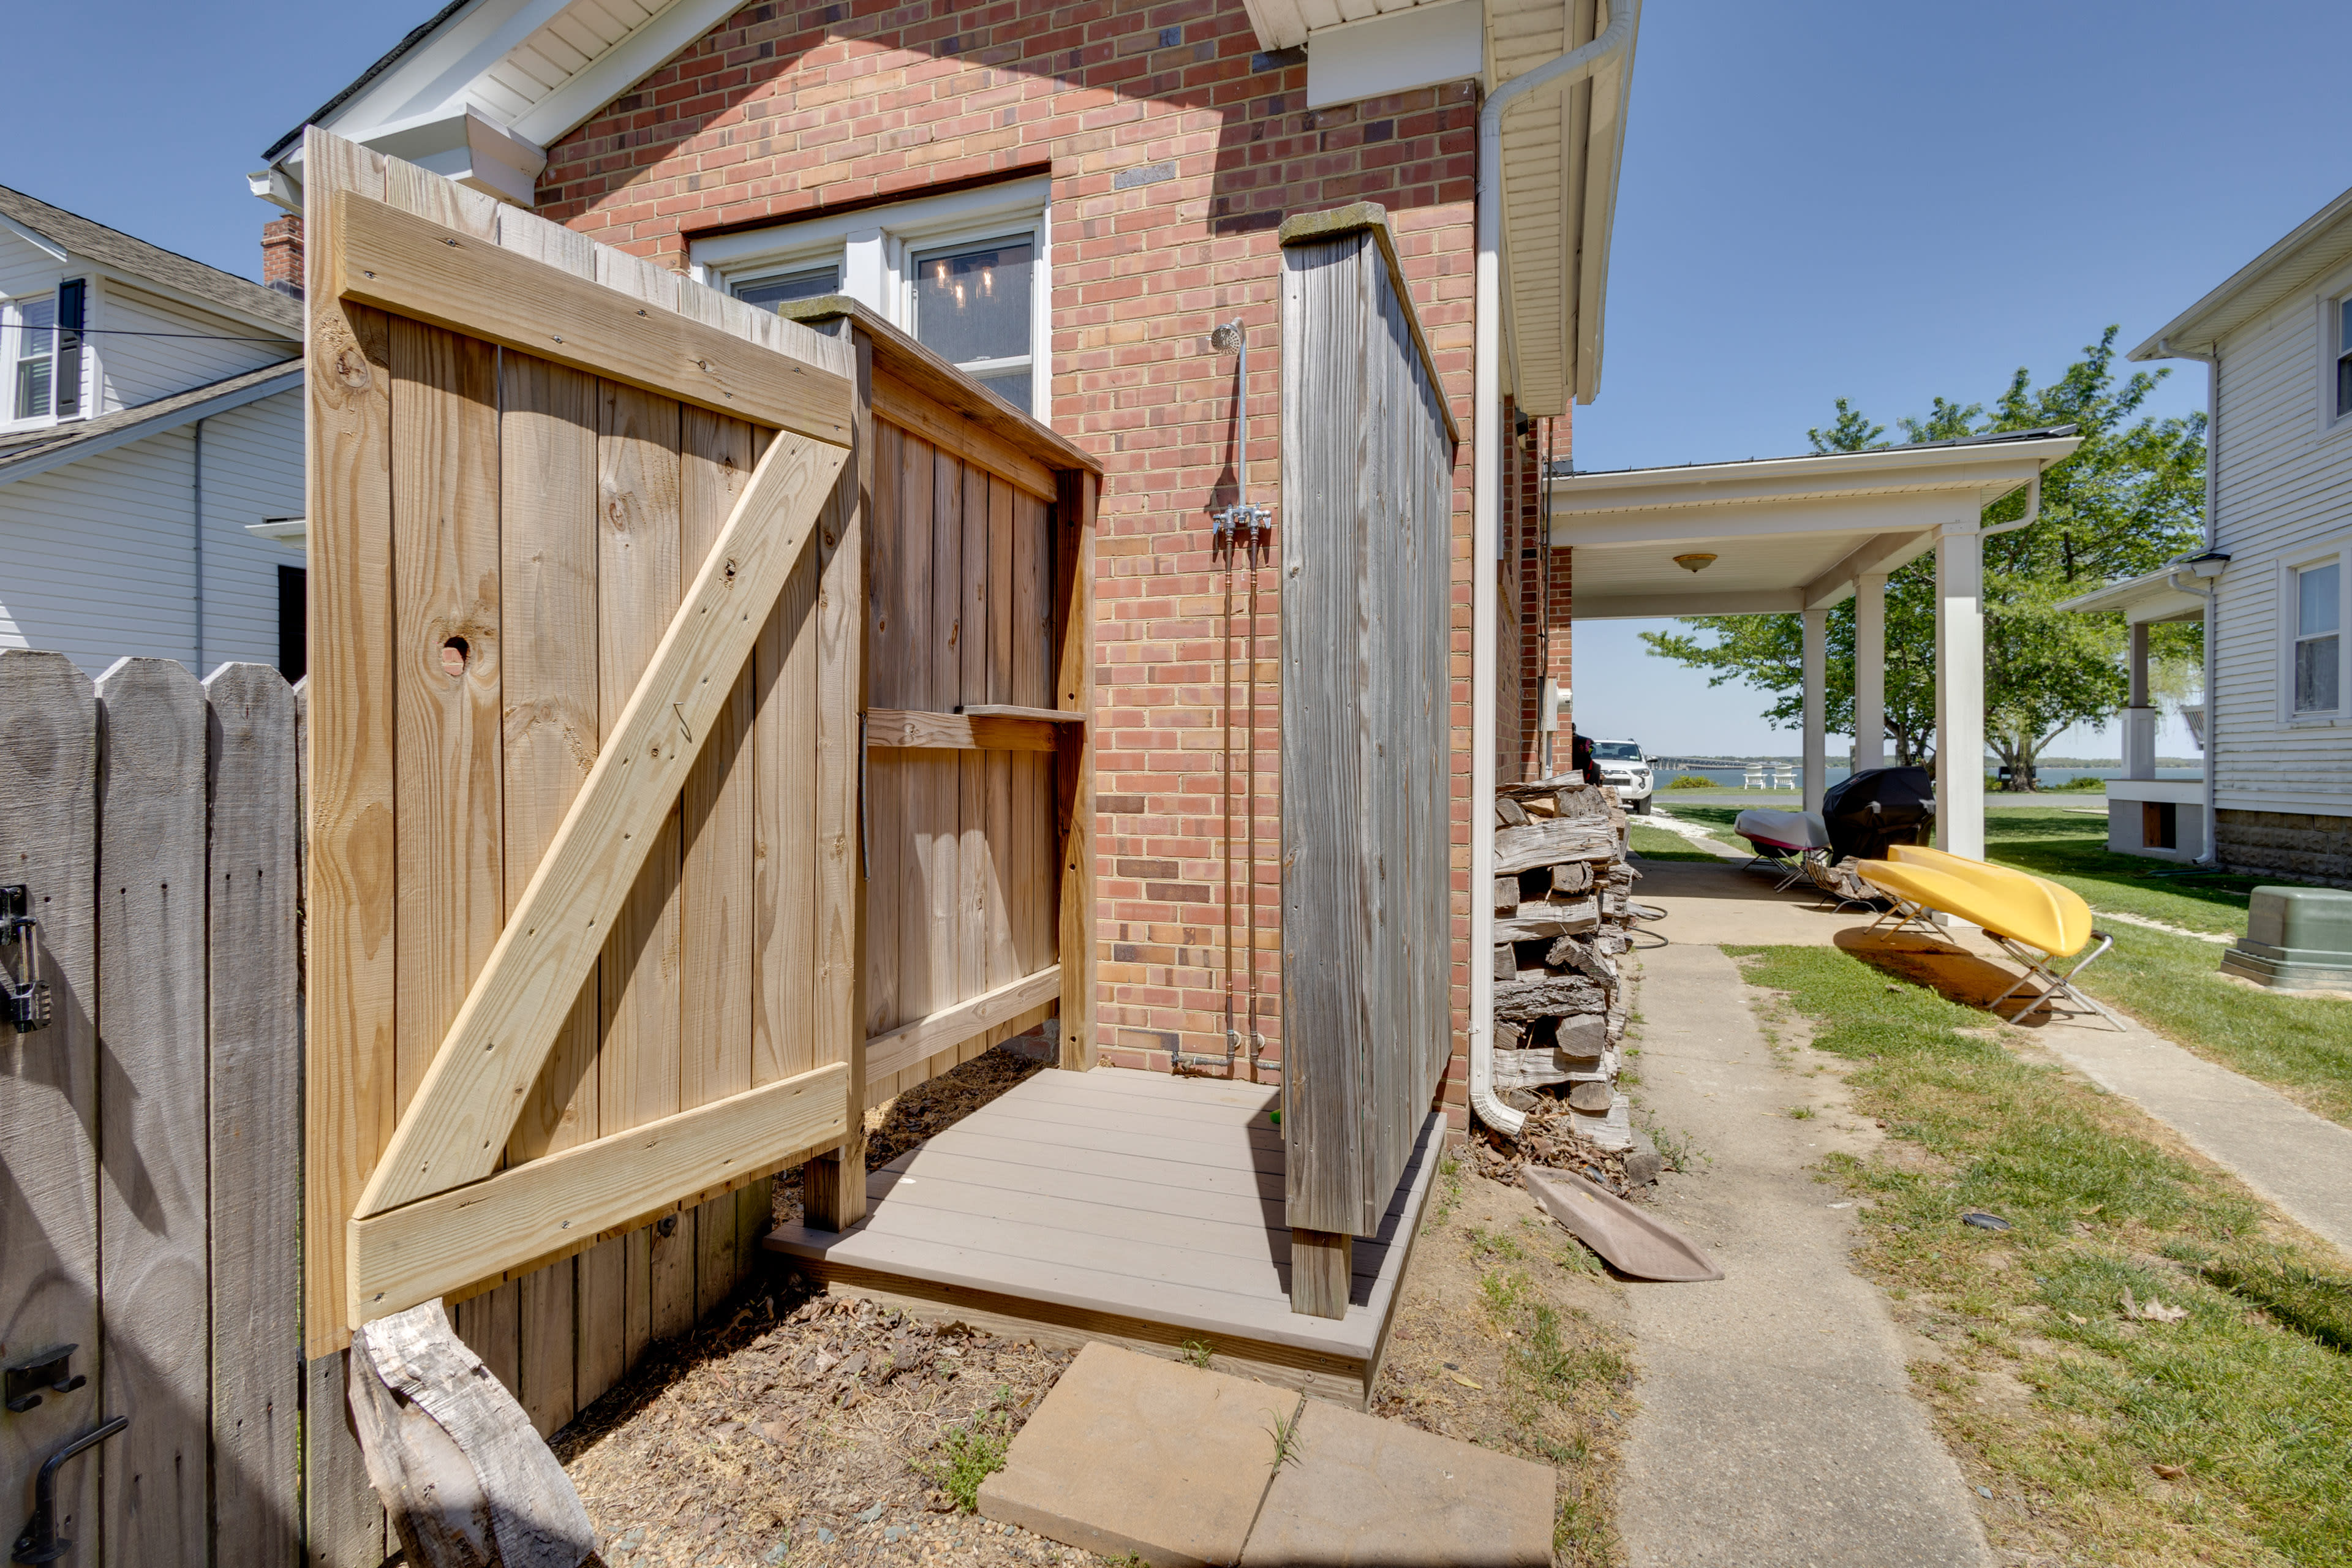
[252,0,1632,1131]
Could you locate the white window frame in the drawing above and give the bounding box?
[2278,539,2351,725]
[2329,285,2352,435]
[4,292,59,429]
[689,176,1052,424]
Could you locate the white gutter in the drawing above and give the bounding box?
[2158,337,2222,867]
[1469,0,1637,1139]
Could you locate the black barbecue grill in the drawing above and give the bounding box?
[1821,766,1937,864]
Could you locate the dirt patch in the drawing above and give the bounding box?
[1370,1148,1638,1567]
[559,1279,1095,1566]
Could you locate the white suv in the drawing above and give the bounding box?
[1592,740,1654,813]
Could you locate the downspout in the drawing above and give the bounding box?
[1470,0,1637,1139]
[2158,337,2222,867]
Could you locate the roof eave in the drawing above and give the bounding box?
[2130,179,2352,361]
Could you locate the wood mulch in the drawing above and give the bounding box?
[558,1042,1118,1567]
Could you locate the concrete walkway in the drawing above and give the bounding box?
[1616,943,1993,1568]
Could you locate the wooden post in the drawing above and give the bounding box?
[805,330,873,1230]
[1801,606,1827,815]
[1052,469,1097,1071]
[1854,571,1886,772]
[1289,1229,1350,1321]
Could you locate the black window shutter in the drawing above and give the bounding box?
[53,279,85,418]
[278,564,307,684]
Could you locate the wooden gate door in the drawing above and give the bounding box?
[300,127,862,1487]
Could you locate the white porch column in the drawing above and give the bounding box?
[1801,607,1827,814]
[1935,523,1985,860]
[1853,571,1887,772]
[2122,620,2157,780]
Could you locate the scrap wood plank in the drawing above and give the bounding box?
[349,1300,594,1568]
[864,965,1063,1084]
[356,428,848,1220]
[350,1064,848,1324]
[331,190,850,446]
[866,708,1058,752]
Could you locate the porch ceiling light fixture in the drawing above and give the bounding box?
[1672,552,1717,573]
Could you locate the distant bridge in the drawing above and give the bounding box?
[1649,756,1793,771]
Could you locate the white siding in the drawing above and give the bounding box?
[2209,267,2352,816]
[93,281,295,411]
[0,388,304,679]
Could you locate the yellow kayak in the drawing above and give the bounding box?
[1859,845,2095,957]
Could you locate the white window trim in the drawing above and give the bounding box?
[2277,538,2351,726]
[2321,266,2352,439]
[688,176,1052,424]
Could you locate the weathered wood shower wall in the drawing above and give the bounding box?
[1277,206,1460,1259]
[300,135,1096,1566]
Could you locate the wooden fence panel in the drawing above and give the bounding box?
[0,650,102,1568]
[1278,211,1457,1254]
[205,663,303,1566]
[96,658,211,1568]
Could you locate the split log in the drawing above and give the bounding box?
[1496,775,1586,800]
[1493,876,1521,914]
[1494,973,1607,1022]
[1567,1082,1615,1112]
[349,1302,596,1568]
[1495,818,1619,874]
[1548,861,1593,895]
[1491,1045,1616,1090]
[1496,900,1599,941]
[1492,944,1518,981]
[1546,935,1617,986]
[1548,1014,1608,1058]
[1494,796,1530,827]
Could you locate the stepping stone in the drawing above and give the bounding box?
[978,1343,1283,1567]
[1242,1399,1556,1567]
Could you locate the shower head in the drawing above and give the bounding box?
[1208,320,1245,353]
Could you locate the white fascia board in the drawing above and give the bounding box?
[515,0,755,148]
[1305,1,1482,110]
[1550,440,2079,514]
[0,213,70,264]
[1571,590,1805,620]
[1240,0,1310,53]
[0,369,302,489]
[2130,181,2352,360]
[1551,492,1973,550]
[2054,568,2208,624]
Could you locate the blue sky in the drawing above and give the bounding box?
[1570,0,2352,756]
[4,2,2345,758]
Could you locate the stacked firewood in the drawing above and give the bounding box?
[1490,777,1638,1150]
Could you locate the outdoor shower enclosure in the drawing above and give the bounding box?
[1278,205,1461,1314]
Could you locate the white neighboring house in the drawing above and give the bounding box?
[2063,182,2352,886]
[0,184,306,681]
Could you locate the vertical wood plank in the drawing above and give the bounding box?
[595,379,683,1374]
[96,657,209,1568]
[499,349,602,1436]
[805,333,873,1231]
[205,663,302,1566]
[894,432,937,1093]
[1009,491,1044,980]
[390,318,504,1118]
[919,450,963,1079]
[453,1285,520,1402]
[680,406,758,1323]
[1052,472,1098,1071]
[301,1352,383,1568]
[753,473,820,1091]
[957,462,989,1060]
[983,479,1017,1013]
[0,652,102,1561]
[862,421,903,1046]
[302,129,395,1360]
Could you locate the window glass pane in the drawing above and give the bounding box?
[2295,634,2340,712]
[911,238,1031,369]
[2339,351,2352,420]
[12,296,55,420]
[2298,562,2340,637]
[2341,298,2352,355]
[970,365,1032,415]
[737,265,840,311]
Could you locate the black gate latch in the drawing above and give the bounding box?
[0,886,51,1035]
[12,1416,125,1564]
[2,1348,83,1415]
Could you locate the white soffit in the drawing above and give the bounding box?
[1304,1,1483,109]
[2131,181,2352,360]
[1244,0,1454,56]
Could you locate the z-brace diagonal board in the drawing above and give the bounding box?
[356,429,850,1224]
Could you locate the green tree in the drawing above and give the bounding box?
[1642,330,2206,786]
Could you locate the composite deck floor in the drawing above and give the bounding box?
[763,1066,1442,1400]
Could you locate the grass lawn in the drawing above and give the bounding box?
[1624,821,1724,862]
[1733,943,2352,1566]
[1667,802,2352,1127]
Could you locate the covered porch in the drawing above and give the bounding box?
[1550,428,2083,856]
[2056,563,2222,861]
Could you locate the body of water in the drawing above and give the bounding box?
[1654,765,2202,793]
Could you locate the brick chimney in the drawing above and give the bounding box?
[262,214,304,299]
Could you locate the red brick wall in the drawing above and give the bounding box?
[1518,413,1569,778]
[538,0,1570,1129]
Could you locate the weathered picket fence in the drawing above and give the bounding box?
[0,652,302,1567]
